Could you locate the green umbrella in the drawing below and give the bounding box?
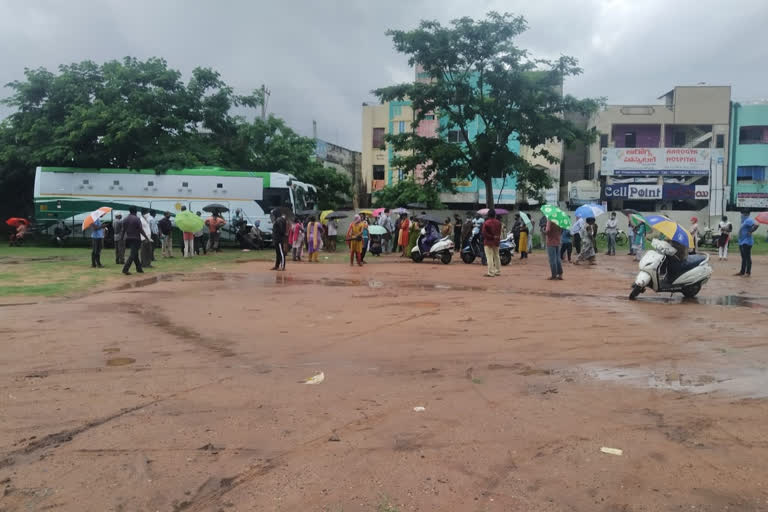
[368,225,387,235]
[518,212,533,231]
[176,210,204,233]
[539,204,572,230]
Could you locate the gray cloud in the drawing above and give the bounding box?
[1,0,766,152]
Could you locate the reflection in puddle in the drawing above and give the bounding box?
[586,365,768,398]
[636,295,768,309]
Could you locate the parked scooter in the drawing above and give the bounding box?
[412,226,454,264]
[460,233,485,264]
[629,238,712,300]
[499,233,516,266]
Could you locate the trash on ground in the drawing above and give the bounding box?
[413,406,426,412]
[600,446,623,456]
[328,433,341,442]
[304,372,325,385]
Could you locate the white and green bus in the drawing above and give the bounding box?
[33,166,316,237]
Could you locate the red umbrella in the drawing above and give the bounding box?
[755,212,768,225]
[5,218,30,228]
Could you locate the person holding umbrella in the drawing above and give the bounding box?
[205,212,226,253]
[690,216,700,255]
[90,218,105,268]
[6,218,29,246]
[545,217,563,280]
[574,217,598,265]
[121,206,150,275]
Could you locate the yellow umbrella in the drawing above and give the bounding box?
[358,209,374,216]
[320,210,334,224]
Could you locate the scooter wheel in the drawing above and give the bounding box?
[629,285,643,300]
[440,252,452,265]
[500,253,512,266]
[411,253,424,263]
[460,252,475,264]
[681,283,702,298]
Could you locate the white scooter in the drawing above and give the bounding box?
[411,228,454,264]
[629,238,713,300]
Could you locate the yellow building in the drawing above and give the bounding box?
[361,100,415,195]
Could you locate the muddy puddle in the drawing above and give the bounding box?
[584,364,768,398]
[636,295,768,309]
[106,357,136,367]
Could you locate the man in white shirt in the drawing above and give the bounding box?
[570,217,585,254]
[140,209,153,268]
[378,209,394,252]
[327,220,338,252]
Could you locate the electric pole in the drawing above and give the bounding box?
[261,84,271,120]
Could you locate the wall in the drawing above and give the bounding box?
[612,124,661,148]
[361,104,389,195]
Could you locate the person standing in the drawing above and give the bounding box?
[147,210,159,261]
[305,216,323,262]
[442,217,452,238]
[347,215,364,266]
[113,214,124,264]
[538,215,547,250]
[518,221,529,260]
[560,227,573,262]
[399,213,410,257]
[511,213,522,253]
[736,211,758,277]
[570,216,584,254]
[452,214,462,252]
[574,217,597,265]
[605,212,618,256]
[689,216,699,254]
[632,220,647,261]
[545,219,563,280]
[360,217,370,264]
[205,213,225,252]
[327,219,338,252]
[717,215,732,261]
[90,218,105,268]
[158,211,174,258]
[139,209,153,268]
[481,209,502,277]
[288,218,304,261]
[193,211,207,256]
[121,206,149,275]
[627,221,636,256]
[378,209,394,253]
[270,209,288,271]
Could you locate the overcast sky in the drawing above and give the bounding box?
[1,0,767,151]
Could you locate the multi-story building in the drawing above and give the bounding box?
[729,102,768,209]
[361,100,415,196]
[588,85,730,214]
[314,138,362,207]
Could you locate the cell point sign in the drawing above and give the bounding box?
[604,184,662,199]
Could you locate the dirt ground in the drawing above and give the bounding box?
[1,248,768,512]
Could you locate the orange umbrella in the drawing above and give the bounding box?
[755,212,768,225]
[5,218,30,228]
[82,207,112,231]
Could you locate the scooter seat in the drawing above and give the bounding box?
[666,254,707,282]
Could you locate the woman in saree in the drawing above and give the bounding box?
[346,215,364,266]
[399,213,410,257]
[305,216,323,262]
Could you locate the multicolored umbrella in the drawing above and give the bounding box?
[393,207,409,215]
[627,213,645,227]
[477,208,509,216]
[82,207,112,231]
[754,212,768,225]
[539,204,571,230]
[519,212,533,231]
[5,218,30,228]
[643,215,694,248]
[575,203,606,219]
[175,210,205,233]
[368,225,387,235]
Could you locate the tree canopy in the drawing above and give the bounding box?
[374,12,601,208]
[0,57,350,219]
[372,178,442,209]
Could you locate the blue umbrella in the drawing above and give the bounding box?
[643,215,694,248]
[575,203,606,219]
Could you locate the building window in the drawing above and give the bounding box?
[673,131,686,147]
[737,166,766,182]
[599,134,608,149]
[447,130,462,143]
[113,180,120,186]
[398,169,404,181]
[147,180,154,187]
[424,114,435,120]
[716,134,724,148]
[739,126,768,144]
[182,181,189,187]
[216,183,223,189]
[398,121,406,133]
[82,179,89,185]
[584,163,595,180]
[372,165,385,180]
[624,132,636,148]
[372,127,385,149]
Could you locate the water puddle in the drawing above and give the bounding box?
[585,364,768,398]
[636,295,768,309]
[106,357,136,367]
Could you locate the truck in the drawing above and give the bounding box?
[33,166,316,238]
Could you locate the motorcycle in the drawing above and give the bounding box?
[461,233,516,265]
[499,233,516,266]
[412,227,454,264]
[629,238,712,300]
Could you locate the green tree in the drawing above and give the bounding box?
[374,12,601,208]
[0,57,349,217]
[372,178,442,208]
